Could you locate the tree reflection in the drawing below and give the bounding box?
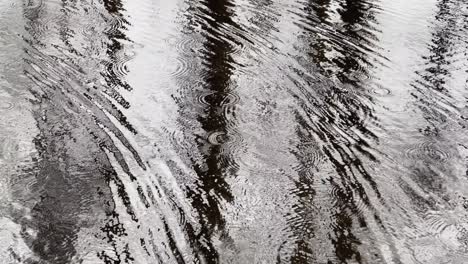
[172,0,241,262]
[288,0,384,262]
[406,0,468,209]
[20,0,143,262]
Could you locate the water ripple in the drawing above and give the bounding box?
[0,98,14,111]
[403,141,451,163]
[3,0,468,262]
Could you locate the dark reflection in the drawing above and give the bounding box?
[102,0,134,93]
[171,0,241,262]
[191,24,235,250]
[335,0,379,84]
[20,0,144,262]
[297,0,332,74]
[288,113,320,263]
[405,0,467,208]
[242,0,278,38]
[414,0,460,93]
[286,0,386,262]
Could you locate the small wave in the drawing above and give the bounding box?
[168,56,195,79]
[24,0,43,10]
[197,91,240,107]
[0,98,14,111]
[207,131,241,146]
[371,84,392,96]
[112,52,133,79]
[403,141,451,163]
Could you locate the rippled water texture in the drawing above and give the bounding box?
[1,0,468,263]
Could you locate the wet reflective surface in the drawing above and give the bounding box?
[1,0,468,262]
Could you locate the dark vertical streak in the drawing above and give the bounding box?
[286,0,388,262]
[172,0,242,262]
[188,0,237,261]
[406,0,468,207]
[19,0,145,262]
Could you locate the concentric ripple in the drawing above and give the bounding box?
[0,97,14,111]
[197,91,240,107]
[403,141,451,163]
[207,130,242,146]
[371,84,392,96]
[112,52,134,79]
[168,56,195,78]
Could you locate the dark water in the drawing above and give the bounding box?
[1,0,468,263]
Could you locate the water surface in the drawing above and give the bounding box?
[1,0,468,263]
